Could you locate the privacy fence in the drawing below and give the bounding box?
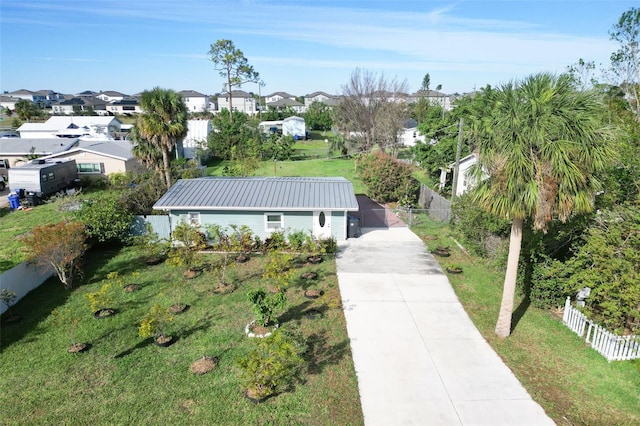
[562,297,640,362]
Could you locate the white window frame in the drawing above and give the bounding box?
[264,212,283,232]
[188,212,200,226]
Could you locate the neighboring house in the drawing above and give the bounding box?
[41,139,143,178]
[153,177,359,241]
[50,96,108,115]
[181,119,211,160]
[0,95,21,111]
[439,153,480,196]
[304,91,333,106]
[265,92,296,104]
[96,91,127,103]
[409,90,453,110]
[5,89,58,107]
[0,138,79,166]
[18,116,121,139]
[179,90,210,113]
[216,90,257,115]
[106,98,142,115]
[266,98,306,114]
[399,119,425,147]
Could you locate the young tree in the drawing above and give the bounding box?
[302,101,333,131]
[14,99,40,122]
[470,73,615,338]
[208,39,260,122]
[23,222,88,290]
[334,68,409,153]
[609,7,640,121]
[135,87,189,189]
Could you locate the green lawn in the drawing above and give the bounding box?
[206,157,367,194]
[0,201,73,272]
[407,213,640,425]
[0,246,363,425]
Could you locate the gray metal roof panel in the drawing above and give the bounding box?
[154,177,359,211]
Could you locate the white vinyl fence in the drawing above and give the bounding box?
[562,297,640,362]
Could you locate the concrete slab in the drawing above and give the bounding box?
[336,227,554,426]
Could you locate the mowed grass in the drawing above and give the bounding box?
[408,214,640,425]
[0,245,364,425]
[206,157,367,194]
[0,202,73,272]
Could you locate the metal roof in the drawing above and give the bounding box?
[154,177,359,211]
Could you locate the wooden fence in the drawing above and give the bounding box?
[417,184,451,222]
[562,297,640,362]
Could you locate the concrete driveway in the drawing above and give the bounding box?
[336,227,554,425]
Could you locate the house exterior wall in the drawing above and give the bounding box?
[168,209,348,241]
[217,95,256,114]
[47,151,141,177]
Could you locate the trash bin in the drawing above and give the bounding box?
[347,215,360,238]
[8,193,20,209]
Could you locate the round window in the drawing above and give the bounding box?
[319,211,326,227]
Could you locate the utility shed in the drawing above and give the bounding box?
[153,176,359,241]
[282,116,306,139]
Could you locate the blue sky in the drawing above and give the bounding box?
[0,0,636,97]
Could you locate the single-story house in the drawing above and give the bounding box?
[40,139,143,178]
[17,116,121,139]
[0,138,79,166]
[153,177,359,241]
[439,153,480,196]
[399,118,425,147]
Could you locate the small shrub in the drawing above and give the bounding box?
[86,282,115,312]
[247,288,287,327]
[264,230,287,252]
[237,328,307,400]
[287,230,307,251]
[263,252,295,291]
[138,304,174,338]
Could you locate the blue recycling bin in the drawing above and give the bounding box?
[8,193,20,209]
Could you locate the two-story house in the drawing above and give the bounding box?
[178,90,211,114]
[216,90,257,115]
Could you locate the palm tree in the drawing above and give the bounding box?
[471,73,614,337]
[136,87,188,189]
[130,126,163,176]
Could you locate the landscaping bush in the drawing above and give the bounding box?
[450,193,510,257]
[74,191,135,244]
[357,151,418,204]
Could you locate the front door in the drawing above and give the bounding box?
[313,210,332,239]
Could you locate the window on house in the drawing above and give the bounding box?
[188,212,200,226]
[265,213,283,231]
[77,163,103,174]
[48,172,54,180]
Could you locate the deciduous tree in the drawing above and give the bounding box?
[23,221,88,290]
[334,68,409,153]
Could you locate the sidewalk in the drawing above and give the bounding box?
[336,227,554,426]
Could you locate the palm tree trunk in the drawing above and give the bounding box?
[162,148,172,190]
[495,217,523,338]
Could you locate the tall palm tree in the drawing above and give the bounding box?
[471,73,614,337]
[136,87,188,189]
[130,126,163,176]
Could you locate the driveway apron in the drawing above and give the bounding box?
[336,227,554,426]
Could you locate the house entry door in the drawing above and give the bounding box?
[313,210,332,239]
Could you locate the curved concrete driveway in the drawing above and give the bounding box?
[336,227,554,426]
